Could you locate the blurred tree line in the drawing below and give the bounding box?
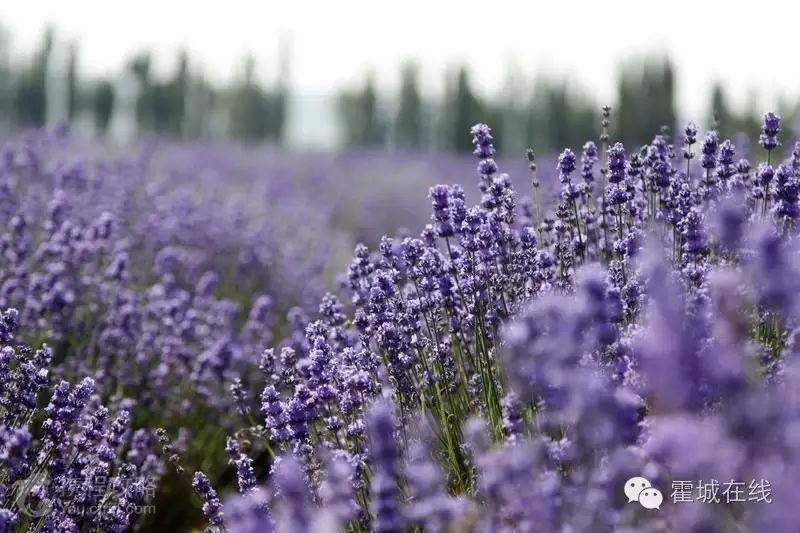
[0,26,288,142]
[1,25,797,152]
[337,56,800,155]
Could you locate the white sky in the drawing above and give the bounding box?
[1,0,799,122]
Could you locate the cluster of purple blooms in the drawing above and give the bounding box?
[183,113,800,532]
[0,133,341,417]
[0,312,163,531]
[0,132,355,531]
[5,109,800,532]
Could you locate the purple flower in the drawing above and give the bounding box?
[0,509,18,532]
[700,130,719,171]
[501,392,524,442]
[712,195,748,252]
[557,149,577,182]
[261,385,290,442]
[772,163,799,227]
[223,491,274,533]
[681,209,708,260]
[791,140,800,171]
[580,141,599,185]
[274,455,313,533]
[716,139,736,185]
[683,121,698,159]
[759,111,781,151]
[0,425,31,478]
[606,143,626,184]
[429,185,454,238]
[367,400,404,533]
[226,438,257,493]
[0,308,18,343]
[470,123,496,159]
[193,471,224,527]
[320,452,360,526]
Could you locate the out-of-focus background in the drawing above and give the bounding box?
[1,0,799,154]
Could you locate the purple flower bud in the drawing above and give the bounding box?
[0,425,31,478]
[226,438,257,493]
[606,143,626,184]
[224,490,273,533]
[557,149,577,182]
[0,509,18,531]
[320,452,360,525]
[684,121,698,147]
[367,401,404,533]
[581,141,599,184]
[193,471,225,526]
[0,308,19,343]
[759,111,781,151]
[701,131,719,170]
[470,123,496,160]
[274,455,313,533]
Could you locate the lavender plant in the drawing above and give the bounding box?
[4,109,800,532]
[186,114,800,533]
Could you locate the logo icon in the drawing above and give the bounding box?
[624,476,663,510]
[10,471,53,518]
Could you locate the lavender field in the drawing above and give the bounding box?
[2,110,800,533]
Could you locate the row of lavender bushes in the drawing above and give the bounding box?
[2,109,800,531]
[0,130,540,531]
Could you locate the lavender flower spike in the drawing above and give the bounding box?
[367,400,404,533]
